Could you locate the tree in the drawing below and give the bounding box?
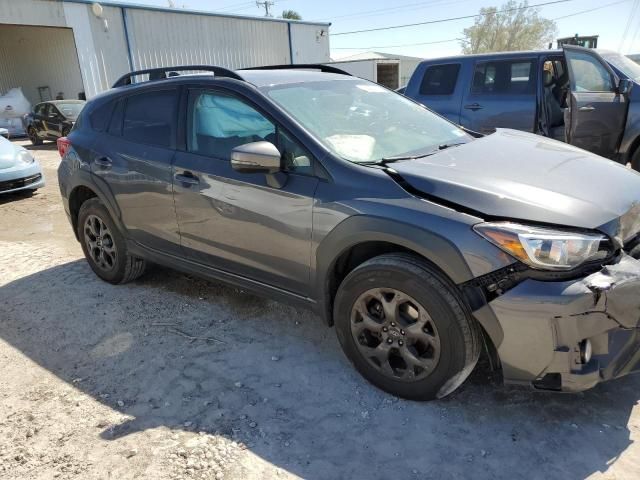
[281,9,302,20]
[461,1,557,54]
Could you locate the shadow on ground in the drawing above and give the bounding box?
[0,259,637,479]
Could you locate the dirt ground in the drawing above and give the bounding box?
[0,139,639,480]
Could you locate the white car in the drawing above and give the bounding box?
[0,136,44,195]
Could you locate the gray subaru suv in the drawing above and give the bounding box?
[57,65,640,400]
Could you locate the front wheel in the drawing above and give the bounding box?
[77,198,146,284]
[334,253,481,400]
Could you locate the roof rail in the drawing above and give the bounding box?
[112,65,244,88]
[240,64,352,76]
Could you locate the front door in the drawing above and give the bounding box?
[460,58,538,134]
[47,105,64,138]
[563,45,629,158]
[172,89,318,296]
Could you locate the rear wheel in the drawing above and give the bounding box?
[334,253,480,400]
[77,198,146,284]
[28,127,42,146]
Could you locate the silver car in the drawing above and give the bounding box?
[0,136,44,194]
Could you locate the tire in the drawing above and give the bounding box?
[28,127,42,146]
[62,127,71,137]
[631,147,640,172]
[77,198,146,284]
[333,253,481,400]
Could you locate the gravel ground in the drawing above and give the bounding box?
[1,139,640,480]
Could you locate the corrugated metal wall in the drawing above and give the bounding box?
[125,9,291,70]
[0,0,332,99]
[0,25,84,104]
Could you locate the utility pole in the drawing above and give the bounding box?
[256,1,274,17]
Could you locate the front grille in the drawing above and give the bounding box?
[0,173,41,192]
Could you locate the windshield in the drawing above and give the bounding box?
[56,102,84,119]
[263,79,471,163]
[600,52,640,81]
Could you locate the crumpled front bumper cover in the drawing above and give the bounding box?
[482,254,640,392]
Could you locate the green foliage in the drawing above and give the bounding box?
[461,1,557,54]
[282,9,302,20]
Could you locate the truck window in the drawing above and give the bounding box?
[419,64,461,95]
[471,60,536,95]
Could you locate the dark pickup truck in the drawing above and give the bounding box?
[404,46,640,169]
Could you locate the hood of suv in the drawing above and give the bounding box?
[389,129,640,240]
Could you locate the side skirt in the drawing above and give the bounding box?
[127,240,317,312]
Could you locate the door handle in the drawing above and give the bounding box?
[94,156,112,169]
[464,103,483,111]
[175,171,199,186]
[579,105,595,112]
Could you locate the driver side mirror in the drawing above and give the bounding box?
[231,141,281,174]
[618,78,633,95]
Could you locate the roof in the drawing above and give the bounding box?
[419,49,562,64]
[334,51,425,62]
[37,100,86,105]
[62,0,331,26]
[238,70,356,87]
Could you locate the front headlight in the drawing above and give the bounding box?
[474,222,611,270]
[17,150,34,165]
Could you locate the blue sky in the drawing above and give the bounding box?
[117,0,640,59]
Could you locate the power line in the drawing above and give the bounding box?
[332,0,572,36]
[552,0,631,20]
[332,0,631,52]
[315,0,470,22]
[332,37,464,50]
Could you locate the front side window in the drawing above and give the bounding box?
[566,51,614,92]
[420,64,461,95]
[263,79,471,164]
[472,60,535,94]
[189,92,275,160]
[122,89,177,147]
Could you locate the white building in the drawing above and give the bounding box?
[0,0,331,105]
[327,51,423,90]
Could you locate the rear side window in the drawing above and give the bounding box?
[90,101,115,132]
[419,64,461,95]
[108,100,124,136]
[123,90,177,147]
[472,60,536,94]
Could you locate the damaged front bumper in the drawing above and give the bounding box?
[476,254,640,392]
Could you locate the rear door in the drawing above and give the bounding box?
[410,62,463,123]
[460,58,538,134]
[172,88,319,296]
[89,88,182,255]
[563,45,628,158]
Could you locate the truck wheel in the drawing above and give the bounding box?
[333,253,481,400]
[28,127,42,146]
[77,198,146,284]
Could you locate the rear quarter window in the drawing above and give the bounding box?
[89,101,115,132]
[419,64,461,95]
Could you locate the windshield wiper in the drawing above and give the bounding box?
[437,142,467,150]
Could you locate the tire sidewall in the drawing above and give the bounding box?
[77,199,129,284]
[334,260,470,400]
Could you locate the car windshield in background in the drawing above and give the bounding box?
[263,79,472,164]
[600,52,640,81]
[57,102,84,119]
